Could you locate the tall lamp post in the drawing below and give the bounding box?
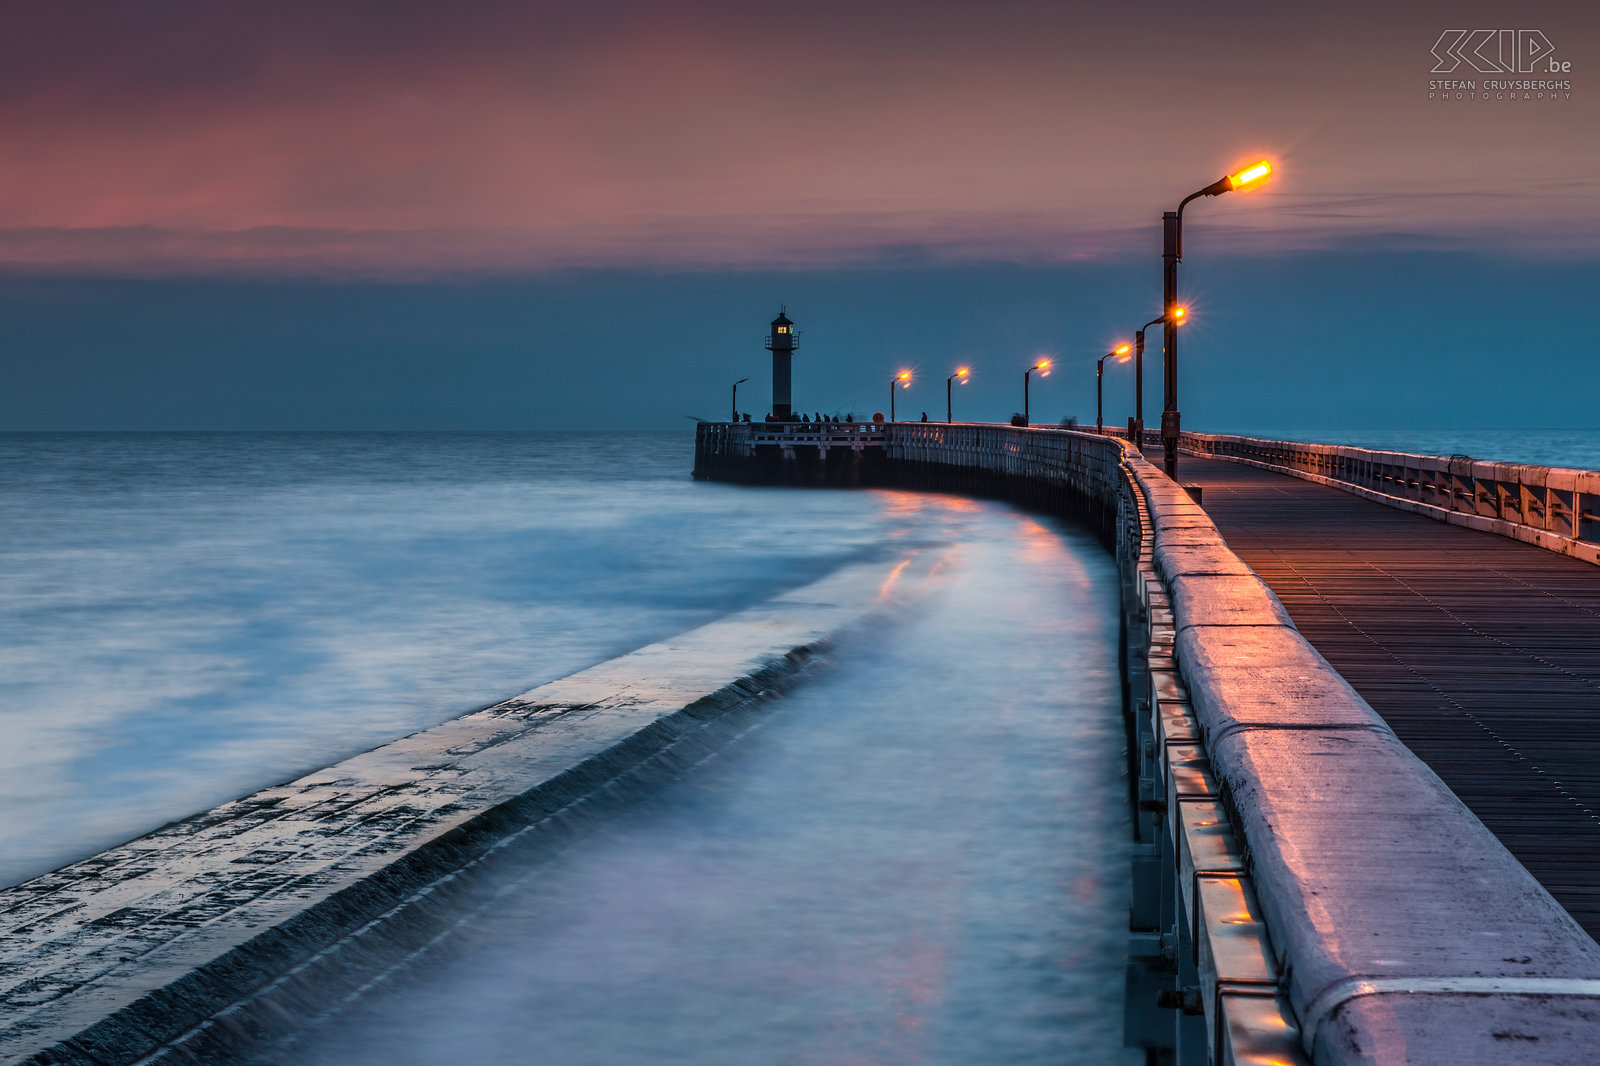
[731,377,749,422]
[1162,160,1272,476]
[1097,345,1131,434]
[946,367,969,423]
[889,370,911,422]
[1132,307,1185,445]
[1023,358,1050,426]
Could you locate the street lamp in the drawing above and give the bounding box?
[1161,160,1272,476]
[731,377,749,423]
[890,370,911,422]
[1023,358,1050,426]
[1132,307,1185,444]
[1097,345,1131,434]
[946,367,970,423]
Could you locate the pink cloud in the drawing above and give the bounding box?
[0,1,1595,275]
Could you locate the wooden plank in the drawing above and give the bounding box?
[1180,455,1600,939]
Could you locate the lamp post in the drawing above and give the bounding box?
[1132,307,1184,445]
[731,377,748,423]
[1023,358,1050,426]
[946,367,969,423]
[1097,345,1131,434]
[1162,160,1272,477]
[890,370,911,422]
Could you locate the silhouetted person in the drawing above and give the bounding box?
[920,411,928,422]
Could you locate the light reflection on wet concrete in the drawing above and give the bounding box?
[287,501,1137,1066]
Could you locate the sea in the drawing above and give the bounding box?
[3,426,1591,1063]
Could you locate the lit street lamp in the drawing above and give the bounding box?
[1161,160,1272,476]
[1023,358,1050,426]
[731,377,749,423]
[890,370,911,422]
[1132,307,1185,444]
[1097,345,1131,434]
[946,367,970,423]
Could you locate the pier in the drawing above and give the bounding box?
[695,419,1600,1064]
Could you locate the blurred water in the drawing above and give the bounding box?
[1238,427,1600,470]
[283,502,1135,1066]
[0,431,952,887]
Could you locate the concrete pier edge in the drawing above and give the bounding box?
[1120,441,1600,1064]
[63,663,802,1066]
[0,556,938,1066]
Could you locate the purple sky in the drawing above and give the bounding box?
[2,0,1597,276]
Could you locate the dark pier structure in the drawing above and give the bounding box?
[693,420,1126,545]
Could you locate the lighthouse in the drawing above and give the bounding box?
[765,309,797,421]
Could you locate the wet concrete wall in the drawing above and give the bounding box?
[0,559,942,1066]
[694,421,1124,545]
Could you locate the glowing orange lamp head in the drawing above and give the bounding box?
[1170,306,1187,324]
[897,371,911,386]
[1225,161,1272,192]
[1034,358,1051,371]
[1189,160,1276,208]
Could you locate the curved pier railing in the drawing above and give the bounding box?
[1176,431,1600,567]
[695,421,1600,1064]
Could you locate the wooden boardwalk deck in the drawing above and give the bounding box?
[1175,454,1600,940]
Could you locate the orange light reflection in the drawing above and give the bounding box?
[875,556,914,602]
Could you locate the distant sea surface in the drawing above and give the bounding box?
[1236,427,1600,470]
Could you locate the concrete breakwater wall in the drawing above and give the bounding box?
[693,421,1125,543]
[0,558,938,1066]
[1175,430,1600,567]
[695,421,1600,1064]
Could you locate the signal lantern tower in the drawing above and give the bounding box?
[765,309,797,421]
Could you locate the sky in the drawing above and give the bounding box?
[1,0,1597,431]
